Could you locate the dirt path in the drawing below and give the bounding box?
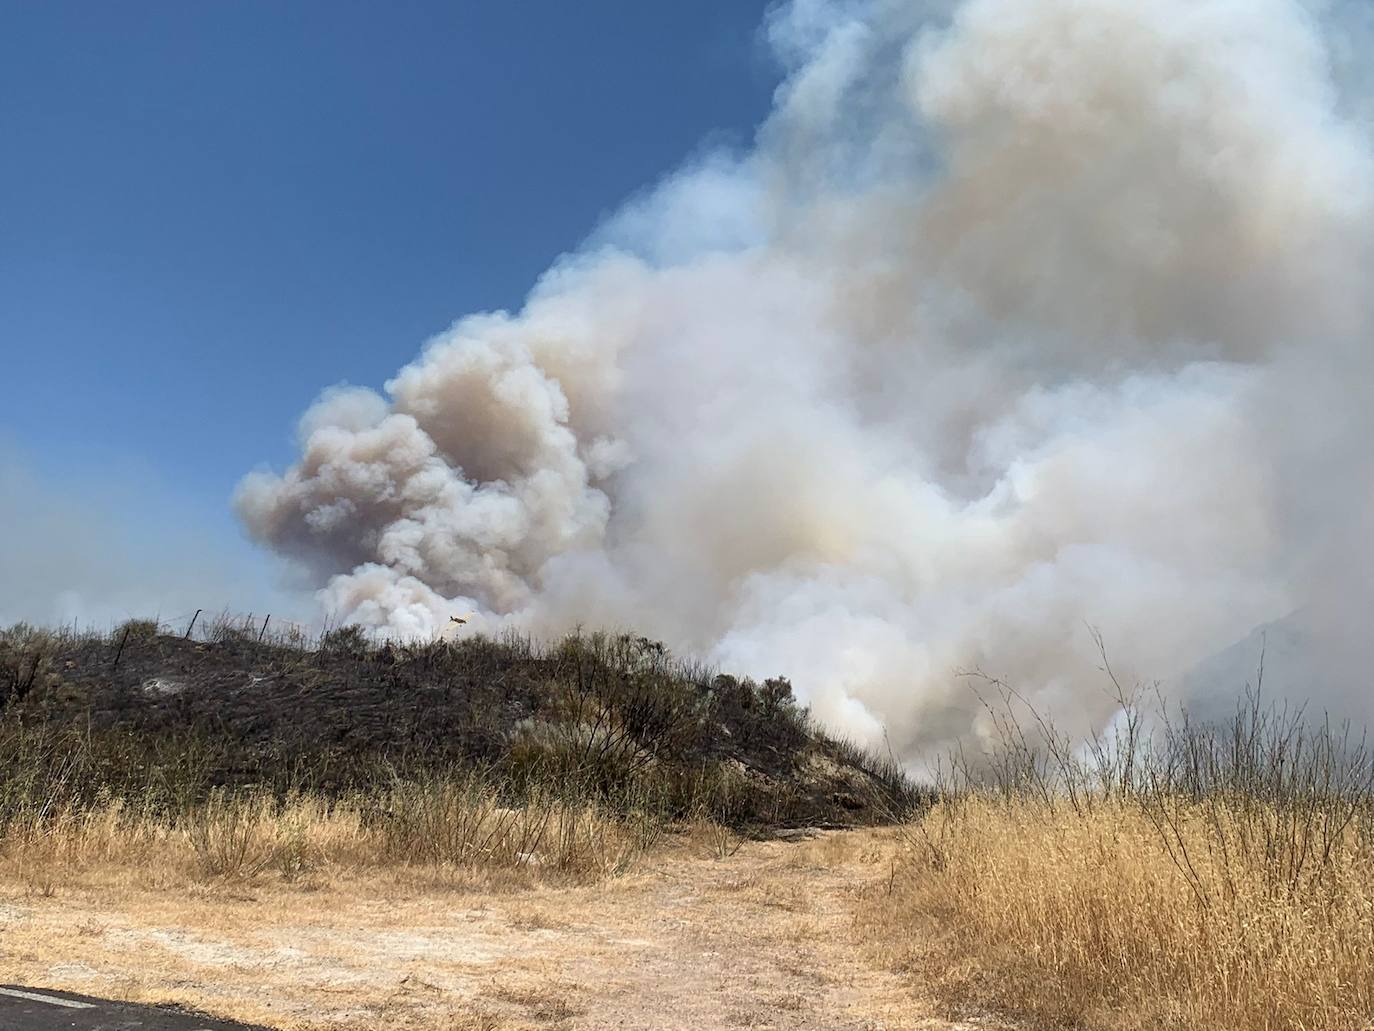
[0,830,982,1030]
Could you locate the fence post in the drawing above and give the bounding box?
[113,626,130,670]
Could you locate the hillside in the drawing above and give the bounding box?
[0,621,920,832]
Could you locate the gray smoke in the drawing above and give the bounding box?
[237,0,1374,758]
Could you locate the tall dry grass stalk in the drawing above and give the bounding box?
[874,797,1374,1030]
[0,774,658,890]
[869,667,1374,1031]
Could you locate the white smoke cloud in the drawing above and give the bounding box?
[237,0,1374,759]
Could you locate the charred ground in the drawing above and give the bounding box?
[1,620,922,832]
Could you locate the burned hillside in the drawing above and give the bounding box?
[1,621,922,831]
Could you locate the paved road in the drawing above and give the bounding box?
[0,987,271,1030]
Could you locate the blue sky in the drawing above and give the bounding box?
[0,1,779,624]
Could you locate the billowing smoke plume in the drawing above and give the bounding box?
[237,0,1374,759]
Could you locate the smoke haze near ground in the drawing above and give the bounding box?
[0,446,302,632]
[237,0,1374,759]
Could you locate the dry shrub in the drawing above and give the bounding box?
[687,814,745,860]
[373,771,659,879]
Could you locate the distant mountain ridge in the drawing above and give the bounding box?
[1177,605,1374,727]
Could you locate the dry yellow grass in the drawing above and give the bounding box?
[0,780,656,893]
[863,797,1374,1031]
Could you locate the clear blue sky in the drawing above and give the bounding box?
[0,1,779,623]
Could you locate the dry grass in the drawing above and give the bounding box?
[863,673,1374,1031]
[0,774,658,893]
[866,797,1374,1030]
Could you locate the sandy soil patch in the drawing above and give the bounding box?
[0,830,986,1030]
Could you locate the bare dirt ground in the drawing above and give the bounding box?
[0,830,990,1031]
